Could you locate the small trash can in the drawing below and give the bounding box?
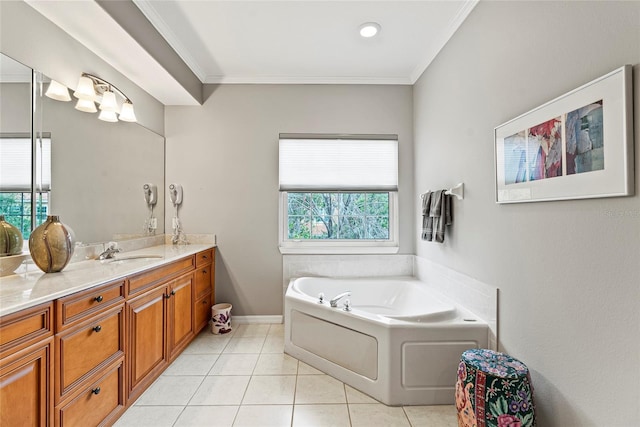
[211,303,232,334]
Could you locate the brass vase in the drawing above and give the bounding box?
[0,215,24,256]
[29,215,75,273]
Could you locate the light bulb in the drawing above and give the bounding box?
[74,98,97,113]
[74,75,96,100]
[99,90,118,112]
[98,110,118,122]
[118,101,137,122]
[45,80,71,102]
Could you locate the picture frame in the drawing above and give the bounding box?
[494,65,634,203]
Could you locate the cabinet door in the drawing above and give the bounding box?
[169,273,194,360]
[126,285,168,401]
[0,338,53,427]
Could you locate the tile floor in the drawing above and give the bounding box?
[114,324,458,427]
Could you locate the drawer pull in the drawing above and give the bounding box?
[92,325,102,333]
[91,387,101,395]
[94,295,104,303]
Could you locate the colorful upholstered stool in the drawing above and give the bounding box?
[456,349,535,427]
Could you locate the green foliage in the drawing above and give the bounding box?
[287,192,389,240]
[0,192,49,239]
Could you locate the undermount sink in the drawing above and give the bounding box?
[102,254,163,263]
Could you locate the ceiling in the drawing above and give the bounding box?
[24,0,478,105]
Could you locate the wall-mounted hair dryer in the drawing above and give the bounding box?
[169,183,183,206]
[143,183,157,206]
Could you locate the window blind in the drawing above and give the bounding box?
[279,137,398,191]
[0,136,51,192]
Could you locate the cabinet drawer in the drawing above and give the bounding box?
[56,358,125,427]
[0,302,53,357]
[195,249,214,268]
[56,280,125,330]
[128,256,194,296]
[195,293,212,333]
[57,306,124,399]
[194,265,212,298]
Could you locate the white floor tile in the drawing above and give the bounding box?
[209,354,260,376]
[135,376,203,406]
[189,376,251,406]
[253,353,298,375]
[261,335,285,353]
[295,375,346,404]
[297,361,323,375]
[349,403,411,427]
[267,323,284,336]
[233,324,271,338]
[242,375,297,405]
[403,405,458,427]
[345,384,379,404]
[163,353,219,376]
[183,332,231,354]
[174,405,239,427]
[233,405,293,427]
[293,404,351,427]
[223,337,266,354]
[113,406,183,427]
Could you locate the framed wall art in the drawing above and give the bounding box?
[494,65,634,203]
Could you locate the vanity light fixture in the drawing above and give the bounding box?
[45,80,71,102]
[359,22,381,38]
[72,73,137,123]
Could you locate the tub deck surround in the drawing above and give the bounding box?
[284,276,489,406]
[0,243,216,317]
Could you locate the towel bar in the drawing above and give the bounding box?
[420,182,464,201]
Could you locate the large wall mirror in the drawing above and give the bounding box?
[0,52,165,246]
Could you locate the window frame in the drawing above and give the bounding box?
[278,191,399,254]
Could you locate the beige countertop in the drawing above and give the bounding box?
[0,243,215,318]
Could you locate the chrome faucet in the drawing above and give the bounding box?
[329,291,351,307]
[98,243,121,260]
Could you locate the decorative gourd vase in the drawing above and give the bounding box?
[0,215,24,256]
[29,215,75,273]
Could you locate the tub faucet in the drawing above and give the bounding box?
[329,291,351,307]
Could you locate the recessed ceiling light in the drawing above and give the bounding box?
[359,22,381,38]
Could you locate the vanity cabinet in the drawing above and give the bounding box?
[0,246,215,426]
[0,302,54,427]
[54,279,126,426]
[194,248,215,333]
[126,256,198,402]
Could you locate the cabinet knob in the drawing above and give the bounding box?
[164,294,171,299]
[203,255,208,259]
[202,270,207,274]
[202,300,208,305]
[92,325,102,333]
[94,295,103,303]
[171,290,176,296]
[91,387,101,395]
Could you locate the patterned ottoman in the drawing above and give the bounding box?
[456,349,535,427]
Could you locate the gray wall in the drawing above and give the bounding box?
[166,84,414,316]
[413,1,639,425]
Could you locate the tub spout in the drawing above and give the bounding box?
[329,291,351,307]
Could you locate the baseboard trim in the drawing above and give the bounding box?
[233,315,283,324]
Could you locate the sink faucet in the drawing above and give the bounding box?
[98,242,121,260]
[329,291,351,307]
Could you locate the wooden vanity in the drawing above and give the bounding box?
[0,247,215,426]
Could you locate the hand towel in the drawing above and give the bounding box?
[430,190,453,243]
[421,191,433,241]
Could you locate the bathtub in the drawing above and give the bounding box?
[284,276,488,406]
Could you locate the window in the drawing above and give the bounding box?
[0,135,50,239]
[279,135,398,254]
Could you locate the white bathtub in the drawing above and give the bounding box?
[284,276,488,406]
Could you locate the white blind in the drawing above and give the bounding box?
[0,136,51,192]
[279,138,398,191]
